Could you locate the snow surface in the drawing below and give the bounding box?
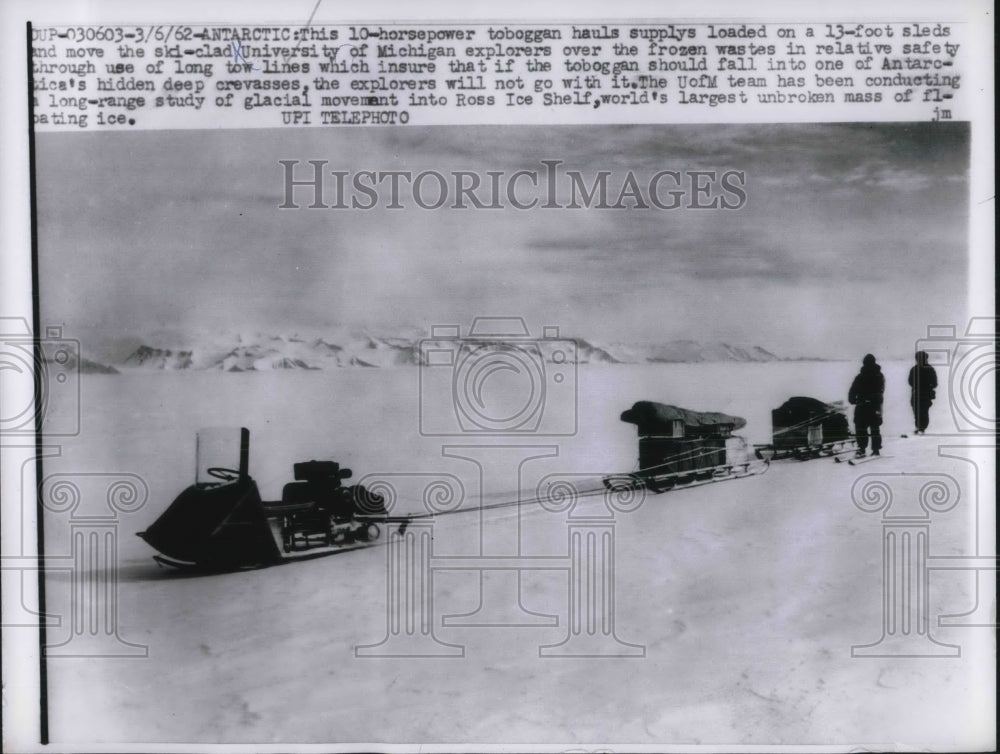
[37,361,995,747]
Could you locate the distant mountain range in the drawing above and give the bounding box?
[53,332,790,373]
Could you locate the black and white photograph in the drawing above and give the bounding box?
[1,2,994,751]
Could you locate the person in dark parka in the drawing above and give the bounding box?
[908,350,938,434]
[848,354,885,456]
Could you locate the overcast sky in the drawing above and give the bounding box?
[37,123,968,360]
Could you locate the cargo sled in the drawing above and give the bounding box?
[138,428,396,571]
[753,396,855,460]
[603,401,768,493]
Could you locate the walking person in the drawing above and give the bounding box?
[848,354,885,457]
[908,350,938,434]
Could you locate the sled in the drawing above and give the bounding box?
[753,396,856,461]
[603,401,769,494]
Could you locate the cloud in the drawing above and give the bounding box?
[36,123,969,358]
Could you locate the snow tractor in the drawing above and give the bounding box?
[138,428,396,571]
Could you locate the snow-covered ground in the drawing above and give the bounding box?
[36,361,995,747]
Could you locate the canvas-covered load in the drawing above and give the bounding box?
[621,401,747,438]
[771,396,850,449]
